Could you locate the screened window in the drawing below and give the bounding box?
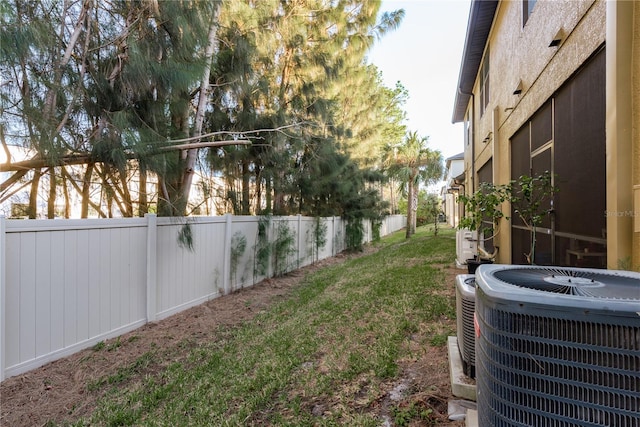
[479,49,490,117]
[554,47,606,268]
[465,115,471,146]
[509,46,606,267]
[477,159,495,251]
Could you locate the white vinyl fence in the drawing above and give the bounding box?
[0,214,405,381]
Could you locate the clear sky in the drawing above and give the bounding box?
[367,0,471,162]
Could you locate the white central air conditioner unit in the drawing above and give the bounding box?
[455,274,476,378]
[456,229,477,266]
[474,264,640,427]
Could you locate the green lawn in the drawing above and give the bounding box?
[68,225,457,427]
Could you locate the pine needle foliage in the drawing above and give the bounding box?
[2,0,407,227]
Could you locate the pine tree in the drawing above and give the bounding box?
[1,0,408,221]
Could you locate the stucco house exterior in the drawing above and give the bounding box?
[452,0,639,270]
[441,152,465,228]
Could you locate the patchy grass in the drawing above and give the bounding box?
[53,226,459,426]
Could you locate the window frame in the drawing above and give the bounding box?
[479,48,490,117]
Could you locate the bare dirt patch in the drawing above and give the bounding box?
[0,247,467,426]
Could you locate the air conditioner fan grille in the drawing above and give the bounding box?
[476,306,640,426]
[493,268,640,299]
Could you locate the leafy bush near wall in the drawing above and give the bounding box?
[254,215,272,281]
[273,221,296,276]
[177,221,194,250]
[372,219,382,242]
[310,217,328,263]
[345,219,364,252]
[230,231,247,286]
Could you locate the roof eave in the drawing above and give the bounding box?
[452,0,499,123]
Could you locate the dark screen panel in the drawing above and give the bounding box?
[477,159,495,252]
[509,46,606,266]
[556,235,606,268]
[510,125,530,228]
[511,227,530,265]
[511,125,530,181]
[531,148,553,230]
[554,47,606,239]
[477,158,493,185]
[532,232,552,265]
[531,101,552,151]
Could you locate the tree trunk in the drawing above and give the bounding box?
[273,184,285,215]
[62,168,71,218]
[48,168,56,218]
[242,158,250,215]
[406,172,418,238]
[179,16,219,213]
[157,176,172,216]
[117,167,133,217]
[107,190,113,218]
[265,176,273,214]
[254,164,263,214]
[405,185,412,239]
[81,163,93,218]
[138,162,148,217]
[29,169,42,219]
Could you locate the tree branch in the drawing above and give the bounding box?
[0,140,252,173]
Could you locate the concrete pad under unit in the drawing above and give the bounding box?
[455,259,467,269]
[447,336,477,402]
[466,409,478,427]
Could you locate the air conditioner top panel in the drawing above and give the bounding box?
[455,274,475,284]
[475,264,640,312]
[455,274,476,297]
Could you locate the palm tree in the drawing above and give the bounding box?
[384,131,443,238]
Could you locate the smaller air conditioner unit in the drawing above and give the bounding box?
[455,229,477,267]
[455,274,476,378]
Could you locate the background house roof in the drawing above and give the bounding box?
[445,152,465,163]
[444,152,465,187]
[452,0,499,123]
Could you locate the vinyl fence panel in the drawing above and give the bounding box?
[229,216,261,291]
[2,219,149,380]
[154,217,227,320]
[0,214,405,380]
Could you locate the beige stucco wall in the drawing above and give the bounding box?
[444,193,460,228]
[465,0,606,264]
[606,0,637,270]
